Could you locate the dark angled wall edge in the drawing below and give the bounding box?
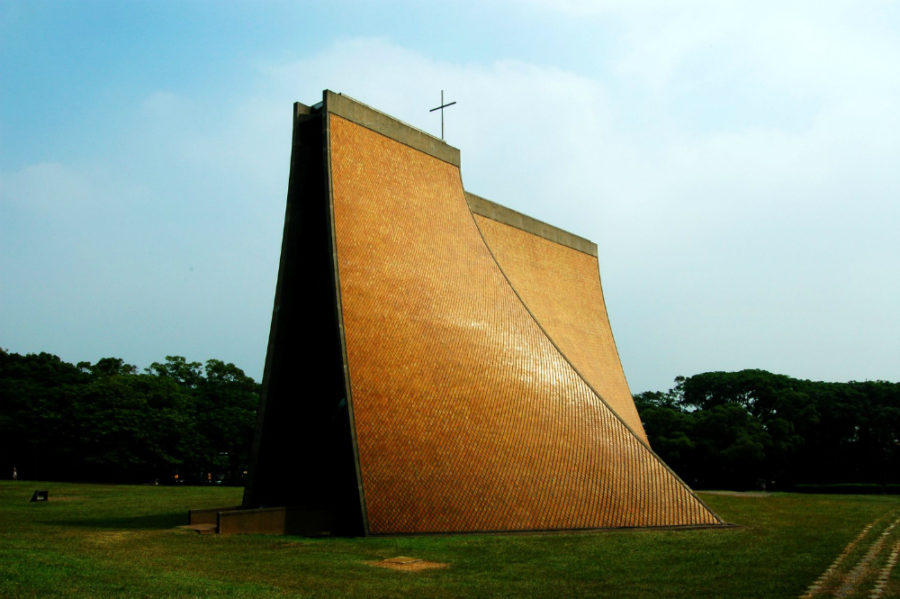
[242,100,363,535]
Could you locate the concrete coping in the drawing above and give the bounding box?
[310,91,593,256]
[466,192,598,257]
[322,90,461,167]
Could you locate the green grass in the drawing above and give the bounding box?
[1,482,898,598]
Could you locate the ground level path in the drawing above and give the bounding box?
[800,506,900,598]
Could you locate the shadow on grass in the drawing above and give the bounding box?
[42,512,185,530]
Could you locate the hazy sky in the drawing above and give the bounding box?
[2,1,898,392]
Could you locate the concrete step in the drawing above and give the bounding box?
[179,523,218,534]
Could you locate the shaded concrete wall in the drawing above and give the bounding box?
[242,101,364,535]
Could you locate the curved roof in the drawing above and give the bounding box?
[329,111,718,533]
[469,199,648,444]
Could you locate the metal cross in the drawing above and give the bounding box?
[429,90,457,140]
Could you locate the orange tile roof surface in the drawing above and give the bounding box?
[473,214,649,444]
[330,114,720,533]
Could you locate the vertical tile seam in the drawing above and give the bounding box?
[324,108,370,535]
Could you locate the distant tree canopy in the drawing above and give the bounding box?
[3,350,898,491]
[635,370,900,490]
[0,350,259,484]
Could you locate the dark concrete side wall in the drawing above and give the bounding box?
[242,104,363,535]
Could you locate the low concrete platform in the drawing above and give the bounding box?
[180,523,217,534]
[187,505,335,536]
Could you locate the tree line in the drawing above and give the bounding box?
[0,349,259,485]
[635,369,900,491]
[3,349,898,491]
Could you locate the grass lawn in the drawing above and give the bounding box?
[1,482,898,598]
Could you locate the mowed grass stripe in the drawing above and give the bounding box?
[869,540,900,599]
[834,513,900,597]
[801,508,900,598]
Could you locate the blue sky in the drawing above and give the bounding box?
[2,0,899,392]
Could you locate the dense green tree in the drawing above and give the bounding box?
[633,391,697,484]
[0,349,260,484]
[0,351,89,480]
[191,359,259,483]
[147,355,203,388]
[65,374,194,482]
[636,370,900,490]
[4,348,897,490]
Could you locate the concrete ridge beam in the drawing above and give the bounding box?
[323,90,461,167]
[465,192,598,258]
